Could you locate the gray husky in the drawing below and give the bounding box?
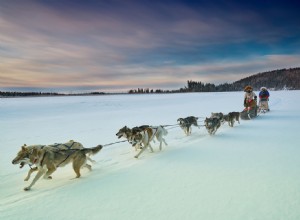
[211,112,224,122]
[177,116,199,135]
[204,117,221,135]
[223,112,240,127]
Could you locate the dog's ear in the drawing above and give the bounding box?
[22,145,27,151]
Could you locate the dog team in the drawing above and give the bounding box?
[12,111,241,191]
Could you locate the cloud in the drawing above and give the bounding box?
[0,0,300,92]
[1,52,299,92]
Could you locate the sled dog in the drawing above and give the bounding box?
[12,141,102,191]
[210,112,224,122]
[223,112,240,127]
[12,140,95,181]
[204,117,221,135]
[116,125,149,150]
[130,126,168,158]
[13,144,102,191]
[177,116,199,135]
[229,112,240,124]
[116,125,149,139]
[223,114,234,127]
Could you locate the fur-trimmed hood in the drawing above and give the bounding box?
[244,85,253,92]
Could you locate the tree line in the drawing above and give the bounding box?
[128,67,300,93]
[0,91,62,97]
[0,91,105,97]
[1,67,299,97]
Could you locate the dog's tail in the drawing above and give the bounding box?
[81,145,103,156]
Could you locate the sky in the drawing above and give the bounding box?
[0,0,300,93]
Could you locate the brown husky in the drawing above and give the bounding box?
[116,125,149,150]
[12,144,102,191]
[12,140,95,181]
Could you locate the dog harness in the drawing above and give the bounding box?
[39,152,47,167]
[52,141,77,149]
[56,149,78,167]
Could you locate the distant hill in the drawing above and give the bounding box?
[182,67,300,92]
[231,67,300,90]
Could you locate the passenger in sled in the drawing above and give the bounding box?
[258,87,270,113]
[243,85,257,112]
[241,85,258,119]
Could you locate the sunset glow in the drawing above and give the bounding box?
[1,0,299,92]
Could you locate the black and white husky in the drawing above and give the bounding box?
[204,117,221,135]
[177,116,199,135]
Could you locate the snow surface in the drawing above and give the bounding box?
[1,91,300,220]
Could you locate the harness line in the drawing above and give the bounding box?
[162,124,178,127]
[56,149,80,167]
[103,140,128,147]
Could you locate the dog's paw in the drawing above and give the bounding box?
[43,175,52,180]
[134,155,138,159]
[24,187,31,191]
[24,178,29,181]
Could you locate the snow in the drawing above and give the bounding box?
[1,91,300,220]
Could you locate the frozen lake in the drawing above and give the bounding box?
[1,91,300,220]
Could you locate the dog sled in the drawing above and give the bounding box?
[240,106,258,120]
